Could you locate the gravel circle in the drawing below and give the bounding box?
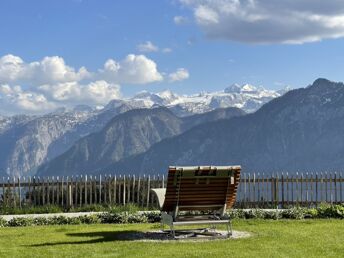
[115,230,252,242]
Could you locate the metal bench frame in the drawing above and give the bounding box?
[151,165,241,239]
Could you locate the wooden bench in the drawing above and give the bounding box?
[151,165,241,238]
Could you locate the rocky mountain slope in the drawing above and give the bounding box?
[0,100,148,177]
[0,82,285,177]
[37,107,245,176]
[103,78,344,175]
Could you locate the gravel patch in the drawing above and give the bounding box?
[115,230,252,242]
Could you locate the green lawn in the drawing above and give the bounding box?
[0,220,343,258]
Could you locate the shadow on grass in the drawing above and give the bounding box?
[28,230,168,247]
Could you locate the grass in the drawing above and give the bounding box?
[0,220,343,257]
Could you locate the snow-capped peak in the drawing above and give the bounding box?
[241,84,257,92]
[224,83,258,93]
[128,83,290,116]
[224,83,242,93]
[156,90,178,101]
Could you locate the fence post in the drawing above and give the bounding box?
[132,175,135,203]
[340,172,343,203]
[113,175,117,204]
[123,175,126,205]
[146,175,151,208]
[275,174,279,208]
[18,177,21,209]
[89,175,93,205]
[127,175,131,204]
[68,182,72,208]
[84,175,87,205]
[99,175,102,204]
[108,175,112,204]
[137,176,141,206]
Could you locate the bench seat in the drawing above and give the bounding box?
[151,165,241,238]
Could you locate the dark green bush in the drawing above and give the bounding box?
[227,209,245,219]
[78,214,101,224]
[317,204,344,218]
[144,212,161,223]
[32,217,50,226]
[280,207,305,220]
[8,217,33,227]
[127,213,148,223]
[0,217,7,227]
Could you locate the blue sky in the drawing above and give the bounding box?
[1,0,344,113]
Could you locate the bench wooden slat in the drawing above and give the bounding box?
[161,166,241,213]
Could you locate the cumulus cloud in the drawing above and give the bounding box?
[0,53,187,114]
[168,68,190,82]
[137,41,173,54]
[137,41,159,52]
[179,0,344,44]
[0,54,90,85]
[99,54,163,84]
[0,81,120,114]
[39,80,121,104]
[0,84,56,113]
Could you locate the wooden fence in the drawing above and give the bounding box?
[0,172,344,209]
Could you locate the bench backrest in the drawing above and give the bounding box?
[161,166,241,213]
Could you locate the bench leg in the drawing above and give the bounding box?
[227,220,233,237]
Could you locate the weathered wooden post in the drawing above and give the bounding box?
[146,175,150,208]
[122,175,126,205]
[84,175,87,205]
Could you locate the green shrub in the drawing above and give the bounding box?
[98,212,128,224]
[245,209,265,219]
[227,209,245,219]
[8,217,33,227]
[263,210,281,220]
[0,217,7,227]
[32,217,50,226]
[304,208,318,218]
[317,204,344,218]
[127,213,148,223]
[49,216,71,225]
[144,212,161,223]
[280,207,305,220]
[78,214,101,224]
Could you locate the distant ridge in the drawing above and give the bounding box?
[37,107,245,176]
[104,78,344,175]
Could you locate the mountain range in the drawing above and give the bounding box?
[37,107,244,176]
[101,78,344,174]
[1,83,278,177]
[5,79,344,177]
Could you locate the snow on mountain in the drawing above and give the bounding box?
[128,83,289,116]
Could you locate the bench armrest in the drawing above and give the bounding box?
[150,188,166,209]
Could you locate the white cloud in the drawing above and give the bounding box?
[100,54,163,84]
[0,53,188,114]
[0,54,90,85]
[174,15,188,25]
[195,5,219,25]
[0,84,56,113]
[168,68,190,82]
[179,0,344,44]
[137,41,173,54]
[137,41,159,52]
[0,55,24,83]
[0,80,121,114]
[39,80,121,104]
